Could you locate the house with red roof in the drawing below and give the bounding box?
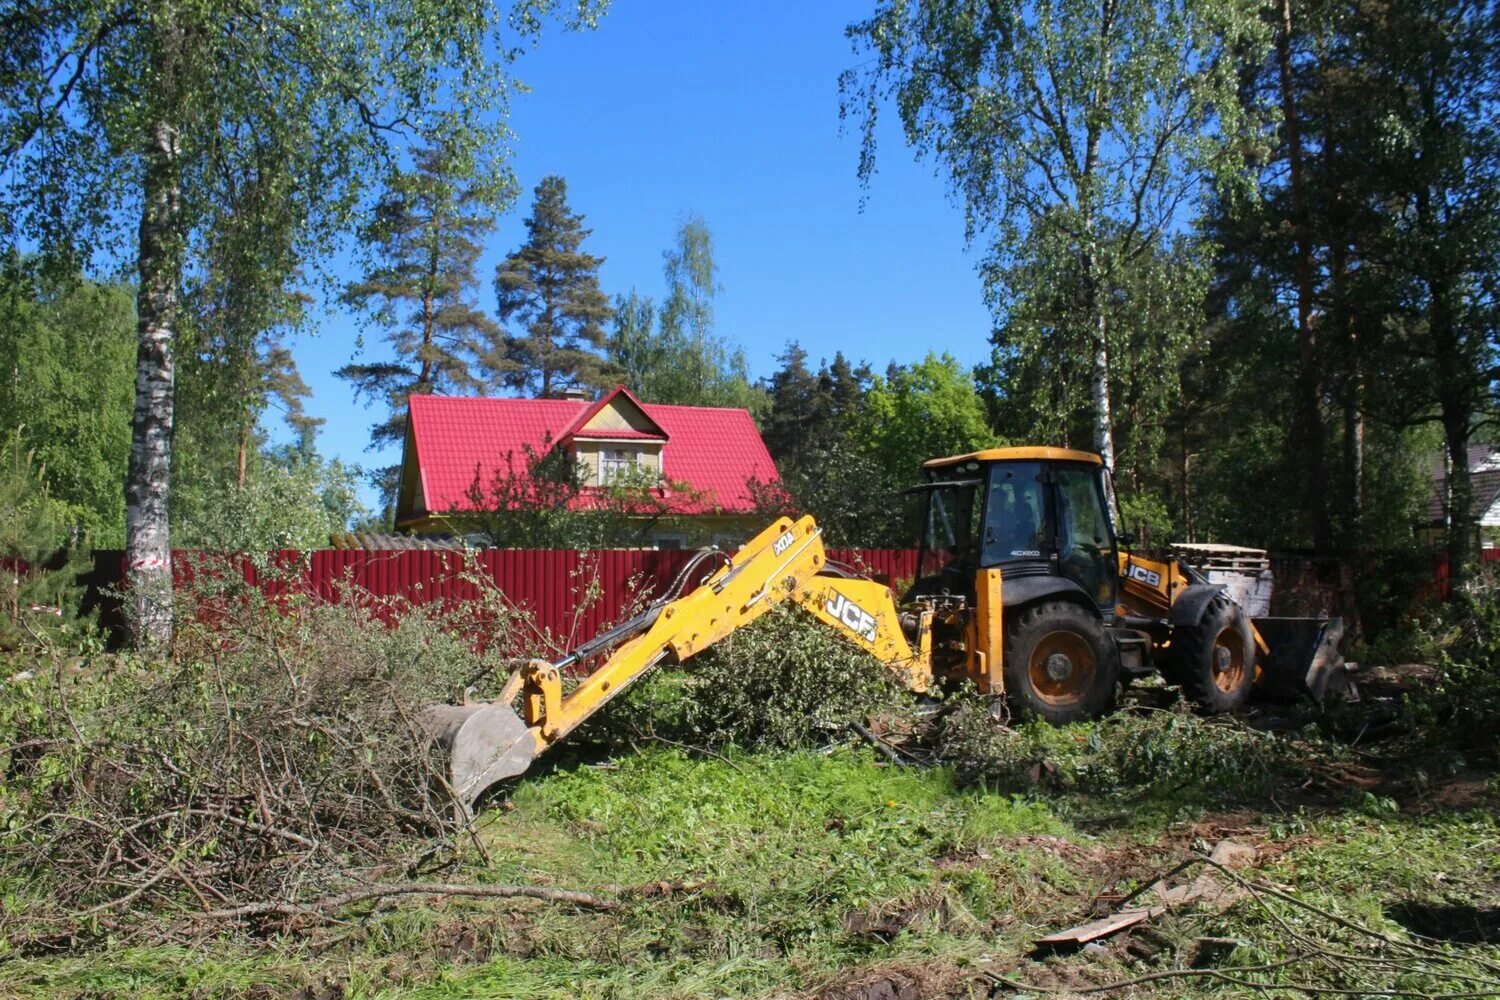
[395,386,780,547]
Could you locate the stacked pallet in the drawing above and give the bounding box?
[1170,542,1273,616]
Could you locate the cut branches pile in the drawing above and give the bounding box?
[0,564,602,946]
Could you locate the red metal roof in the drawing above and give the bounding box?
[406,393,779,516]
[566,428,667,441]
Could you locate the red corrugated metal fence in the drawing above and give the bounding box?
[84,546,925,648]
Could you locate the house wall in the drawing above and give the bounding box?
[581,398,659,433]
[396,424,425,516]
[573,442,663,484]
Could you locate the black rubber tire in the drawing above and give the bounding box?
[1003,600,1120,724]
[1166,592,1254,713]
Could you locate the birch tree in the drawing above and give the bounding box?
[842,0,1268,468]
[0,0,603,649]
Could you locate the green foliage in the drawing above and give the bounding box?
[1408,589,1500,759]
[753,344,914,546]
[0,257,134,545]
[463,437,711,548]
[0,0,603,265]
[340,143,504,461]
[490,176,615,398]
[938,698,1322,803]
[174,446,367,553]
[980,223,1208,542]
[857,352,999,482]
[760,344,869,466]
[174,133,320,514]
[0,428,88,650]
[750,446,915,548]
[676,606,912,751]
[844,0,1268,461]
[606,216,765,412]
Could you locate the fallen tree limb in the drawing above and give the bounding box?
[850,721,905,766]
[199,881,618,921]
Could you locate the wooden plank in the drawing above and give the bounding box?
[1035,906,1165,946]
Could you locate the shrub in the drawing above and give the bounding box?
[676,605,913,750]
[0,426,90,652]
[174,446,367,554]
[936,696,1317,801]
[1408,588,1500,759]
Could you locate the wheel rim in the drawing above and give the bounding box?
[1211,626,1247,693]
[1027,630,1097,707]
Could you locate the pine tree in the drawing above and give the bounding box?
[754,345,913,547]
[762,343,823,464]
[339,144,501,461]
[489,176,614,397]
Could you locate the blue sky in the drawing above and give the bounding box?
[282,2,995,504]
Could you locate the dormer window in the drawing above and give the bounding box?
[599,447,640,485]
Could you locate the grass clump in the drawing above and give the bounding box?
[466,747,1070,997]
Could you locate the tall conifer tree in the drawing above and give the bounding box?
[489,176,614,397]
[339,144,502,489]
[604,216,762,411]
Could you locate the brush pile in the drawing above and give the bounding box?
[0,571,526,945]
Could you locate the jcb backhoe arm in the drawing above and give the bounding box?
[425,516,935,809]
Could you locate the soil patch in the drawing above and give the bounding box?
[1387,900,1500,945]
[814,962,968,1000]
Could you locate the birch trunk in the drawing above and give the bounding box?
[1090,298,1114,469]
[125,116,182,651]
[1082,221,1115,468]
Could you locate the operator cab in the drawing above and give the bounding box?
[910,447,1120,619]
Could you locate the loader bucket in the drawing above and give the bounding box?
[421,701,537,813]
[1251,616,1347,702]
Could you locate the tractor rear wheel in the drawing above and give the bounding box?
[1167,592,1254,713]
[1003,600,1119,724]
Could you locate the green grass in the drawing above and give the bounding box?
[3,738,1497,998]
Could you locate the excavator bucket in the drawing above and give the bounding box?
[1252,616,1348,702]
[421,701,537,813]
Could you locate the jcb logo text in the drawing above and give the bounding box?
[826,592,878,642]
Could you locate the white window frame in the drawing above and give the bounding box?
[598,447,639,486]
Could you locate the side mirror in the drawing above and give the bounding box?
[1118,531,1138,548]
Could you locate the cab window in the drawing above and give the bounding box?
[1054,465,1116,606]
[981,461,1047,565]
[924,481,982,562]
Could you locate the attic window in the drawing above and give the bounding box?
[599,448,640,485]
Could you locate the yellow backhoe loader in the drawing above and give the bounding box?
[426,447,1344,809]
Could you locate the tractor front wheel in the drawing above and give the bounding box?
[1167,592,1254,713]
[1003,601,1119,724]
